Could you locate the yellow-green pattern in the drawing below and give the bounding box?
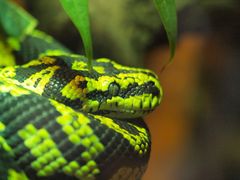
[0,25,162,180]
[0,79,152,179]
[0,55,162,119]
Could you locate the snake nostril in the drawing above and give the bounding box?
[108,82,120,96]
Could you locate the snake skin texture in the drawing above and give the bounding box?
[0,6,162,178]
[0,53,162,179]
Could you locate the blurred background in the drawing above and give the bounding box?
[13,0,240,179]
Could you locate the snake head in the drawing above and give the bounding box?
[78,58,163,118]
[0,55,162,119]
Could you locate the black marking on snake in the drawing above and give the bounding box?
[45,67,87,90]
[26,99,92,166]
[92,60,158,79]
[0,152,19,180]
[0,93,17,117]
[22,98,81,162]
[0,94,44,175]
[43,119,82,162]
[14,57,74,83]
[16,150,36,174]
[88,115,150,179]
[42,68,86,109]
[46,121,95,168]
[50,55,85,68]
[0,91,88,177]
[34,78,41,88]
[14,64,52,83]
[0,94,39,137]
[86,81,159,103]
[51,55,157,79]
[51,56,100,79]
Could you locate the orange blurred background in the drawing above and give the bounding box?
[143,34,206,180]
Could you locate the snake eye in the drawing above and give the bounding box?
[108,82,120,96]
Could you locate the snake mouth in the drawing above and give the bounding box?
[90,106,154,118]
[100,108,154,119]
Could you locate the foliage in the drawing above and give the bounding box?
[59,0,93,69]
[0,0,37,39]
[0,0,177,67]
[59,0,177,66]
[152,0,177,62]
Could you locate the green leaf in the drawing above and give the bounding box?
[59,0,93,69]
[152,0,177,63]
[0,0,37,38]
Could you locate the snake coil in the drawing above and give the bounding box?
[0,7,162,180]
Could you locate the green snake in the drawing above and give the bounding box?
[0,3,162,180]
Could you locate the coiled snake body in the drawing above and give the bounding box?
[0,24,162,180]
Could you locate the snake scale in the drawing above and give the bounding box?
[0,3,162,180]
